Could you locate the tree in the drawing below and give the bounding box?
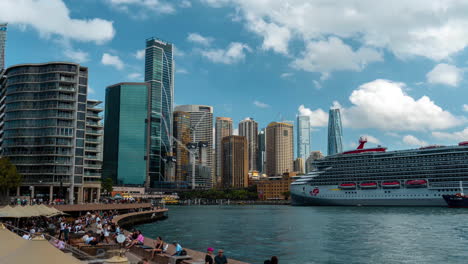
[0,157,22,204]
[282,191,291,200]
[101,178,113,195]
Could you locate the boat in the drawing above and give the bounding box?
[339,183,356,189]
[360,182,378,189]
[381,181,400,188]
[405,180,427,188]
[443,181,468,208]
[291,137,468,206]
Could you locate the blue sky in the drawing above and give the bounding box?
[1,0,468,155]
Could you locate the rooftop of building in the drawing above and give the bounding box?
[5,61,85,70]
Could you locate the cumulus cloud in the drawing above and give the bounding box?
[128,72,142,80]
[403,135,427,146]
[253,100,269,108]
[298,79,465,131]
[201,42,251,64]
[463,104,468,112]
[313,80,322,90]
[0,0,114,43]
[202,1,468,75]
[101,53,124,70]
[432,128,468,141]
[362,135,380,144]
[64,48,89,63]
[134,49,145,59]
[298,105,328,127]
[280,73,293,79]
[345,79,463,131]
[179,0,191,8]
[187,33,213,46]
[176,68,189,74]
[292,37,383,78]
[108,0,175,15]
[233,128,239,135]
[426,63,464,87]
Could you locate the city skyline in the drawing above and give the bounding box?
[2,1,468,154]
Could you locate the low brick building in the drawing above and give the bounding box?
[257,172,297,200]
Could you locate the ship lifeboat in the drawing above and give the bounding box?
[339,183,357,190]
[382,181,400,188]
[406,179,427,188]
[360,182,378,189]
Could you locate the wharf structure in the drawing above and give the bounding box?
[0,62,103,204]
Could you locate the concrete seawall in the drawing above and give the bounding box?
[113,209,249,264]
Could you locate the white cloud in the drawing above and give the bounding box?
[432,128,468,141]
[344,79,464,131]
[108,0,175,14]
[101,53,124,70]
[253,100,269,108]
[426,63,464,87]
[362,135,380,144]
[298,105,328,127]
[88,86,95,95]
[179,0,191,8]
[64,49,89,63]
[201,42,251,64]
[187,33,213,46]
[292,37,383,78]
[280,73,293,79]
[233,128,239,135]
[0,0,114,43]
[463,104,468,112]
[176,68,189,74]
[128,72,142,80]
[202,1,468,75]
[403,135,427,146]
[313,80,322,90]
[173,46,185,57]
[134,49,145,60]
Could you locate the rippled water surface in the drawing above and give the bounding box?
[136,205,468,264]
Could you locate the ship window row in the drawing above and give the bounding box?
[326,162,468,172]
[318,193,457,198]
[324,165,468,175]
[321,152,468,164]
[318,168,468,178]
[324,157,468,168]
[311,175,468,185]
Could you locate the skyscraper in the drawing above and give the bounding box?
[215,117,232,186]
[265,122,294,176]
[239,117,258,172]
[173,111,191,185]
[294,157,305,174]
[144,37,174,188]
[305,151,324,173]
[0,62,102,204]
[221,135,248,189]
[328,108,343,155]
[174,105,214,189]
[0,23,6,70]
[102,82,149,186]
[257,128,266,174]
[297,115,310,159]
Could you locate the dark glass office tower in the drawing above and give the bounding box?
[0,23,6,70]
[145,37,174,187]
[327,108,343,155]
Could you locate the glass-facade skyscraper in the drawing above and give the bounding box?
[0,23,7,70]
[327,108,343,155]
[103,82,149,186]
[297,115,310,159]
[145,37,174,188]
[257,128,266,174]
[239,117,258,172]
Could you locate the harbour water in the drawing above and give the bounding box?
[137,205,468,263]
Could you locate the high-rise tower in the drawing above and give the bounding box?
[239,118,258,172]
[297,115,310,159]
[174,105,213,189]
[0,23,7,70]
[265,122,294,176]
[327,108,343,155]
[144,37,174,188]
[173,111,191,185]
[221,135,248,189]
[257,128,266,174]
[215,117,232,186]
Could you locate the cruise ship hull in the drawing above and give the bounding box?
[291,184,452,206]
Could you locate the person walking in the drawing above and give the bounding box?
[205,247,214,264]
[214,249,228,264]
